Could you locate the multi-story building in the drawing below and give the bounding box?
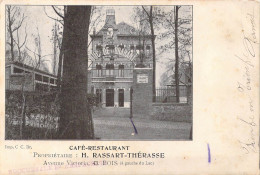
[89,9,153,108]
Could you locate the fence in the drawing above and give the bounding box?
[155,85,188,103]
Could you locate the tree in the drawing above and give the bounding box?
[138,6,157,102]
[157,6,192,102]
[58,6,94,139]
[44,6,104,90]
[6,6,27,62]
[174,6,180,103]
[132,7,150,67]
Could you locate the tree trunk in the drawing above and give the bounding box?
[7,7,15,61]
[149,6,156,102]
[20,76,26,139]
[174,6,180,103]
[56,41,63,91]
[58,6,94,139]
[53,22,57,75]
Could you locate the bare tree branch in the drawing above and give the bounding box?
[43,7,64,25]
[52,6,64,19]
[12,14,26,32]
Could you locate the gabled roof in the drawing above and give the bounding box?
[116,22,139,35]
[91,22,151,37]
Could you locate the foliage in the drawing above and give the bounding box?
[5,91,60,139]
[5,90,98,140]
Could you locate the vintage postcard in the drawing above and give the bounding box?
[0,0,259,174]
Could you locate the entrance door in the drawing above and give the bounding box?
[118,89,124,107]
[106,89,114,107]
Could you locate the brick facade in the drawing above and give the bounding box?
[132,68,153,117]
[90,9,153,108]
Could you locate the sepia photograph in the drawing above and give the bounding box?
[1,1,259,174]
[5,5,193,140]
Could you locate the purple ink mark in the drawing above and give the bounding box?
[130,118,138,134]
[207,143,211,163]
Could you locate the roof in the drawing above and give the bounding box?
[6,61,57,78]
[91,22,152,37]
[116,22,139,35]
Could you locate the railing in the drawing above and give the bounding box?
[91,68,133,78]
[155,85,188,103]
[6,78,57,92]
[105,76,115,81]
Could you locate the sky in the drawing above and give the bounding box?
[7,6,192,87]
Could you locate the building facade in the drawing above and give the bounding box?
[89,9,153,108]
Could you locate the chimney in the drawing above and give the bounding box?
[104,8,116,28]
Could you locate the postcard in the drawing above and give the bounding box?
[0,0,259,174]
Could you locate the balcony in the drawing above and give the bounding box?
[91,68,133,83]
[105,75,115,81]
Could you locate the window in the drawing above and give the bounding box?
[130,45,135,53]
[136,45,144,54]
[106,45,115,55]
[146,45,151,54]
[50,78,55,84]
[43,76,49,83]
[119,44,124,50]
[118,64,124,77]
[96,45,103,56]
[35,74,42,81]
[13,67,24,73]
[106,64,114,77]
[96,64,102,77]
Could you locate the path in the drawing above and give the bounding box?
[93,108,192,140]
